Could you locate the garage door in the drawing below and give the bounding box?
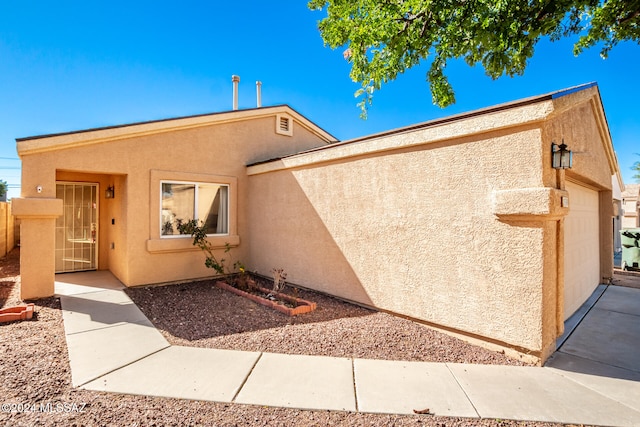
[564,181,600,320]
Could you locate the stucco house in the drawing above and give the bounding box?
[622,183,640,229]
[13,82,619,364]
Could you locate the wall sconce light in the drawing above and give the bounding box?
[552,140,573,169]
[105,186,115,199]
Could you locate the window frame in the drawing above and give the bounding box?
[147,170,238,254]
[160,180,230,239]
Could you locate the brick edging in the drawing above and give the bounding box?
[214,281,317,316]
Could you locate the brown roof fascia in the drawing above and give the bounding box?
[16,104,337,143]
[247,82,599,167]
[310,83,598,150]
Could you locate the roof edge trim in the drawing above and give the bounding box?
[550,82,598,100]
[17,105,338,156]
[246,83,601,174]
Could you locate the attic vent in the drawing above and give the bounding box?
[276,114,293,136]
[279,117,290,132]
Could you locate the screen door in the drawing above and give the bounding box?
[55,183,98,273]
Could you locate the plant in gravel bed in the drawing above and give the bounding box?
[269,268,287,297]
[177,219,316,315]
[176,219,244,285]
[212,272,317,316]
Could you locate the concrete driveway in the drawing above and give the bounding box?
[545,271,640,418]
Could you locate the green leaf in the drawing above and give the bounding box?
[310,0,640,115]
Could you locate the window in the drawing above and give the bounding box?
[161,181,229,236]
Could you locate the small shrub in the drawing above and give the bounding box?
[271,268,287,294]
[176,219,244,284]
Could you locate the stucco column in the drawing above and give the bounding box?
[492,187,569,363]
[12,198,62,300]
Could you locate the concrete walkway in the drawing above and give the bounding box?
[55,272,640,426]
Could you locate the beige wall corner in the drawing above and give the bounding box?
[492,187,569,219]
[487,187,567,365]
[12,198,62,299]
[540,339,557,364]
[12,197,62,218]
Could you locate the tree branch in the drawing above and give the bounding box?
[618,9,640,26]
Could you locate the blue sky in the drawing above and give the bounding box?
[1,1,638,199]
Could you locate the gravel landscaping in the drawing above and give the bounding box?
[125,276,532,366]
[0,249,578,426]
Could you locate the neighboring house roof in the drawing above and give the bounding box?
[248,83,619,178]
[16,105,338,156]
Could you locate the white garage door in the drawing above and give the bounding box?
[564,181,600,320]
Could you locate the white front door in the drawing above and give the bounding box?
[55,183,98,273]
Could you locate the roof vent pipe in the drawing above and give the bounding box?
[256,81,262,108]
[232,75,240,110]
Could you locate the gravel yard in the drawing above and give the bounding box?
[125,277,531,366]
[1,249,574,426]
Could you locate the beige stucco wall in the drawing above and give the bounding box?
[248,124,560,356]
[17,109,332,293]
[12,198,62,299]
[246,87,616,361]
[622,184,639,228]
[622,211,639,228]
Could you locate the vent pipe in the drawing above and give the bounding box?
[232,75,240,110]
[256,81,262,108]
